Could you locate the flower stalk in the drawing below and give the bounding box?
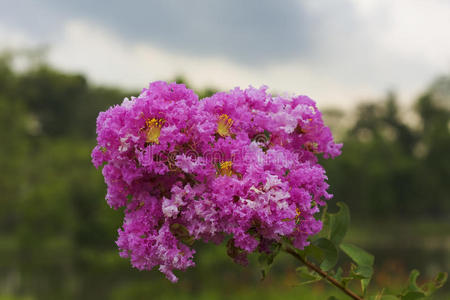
[284,246,363,300]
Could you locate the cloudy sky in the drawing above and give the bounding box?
[1,0,449,107]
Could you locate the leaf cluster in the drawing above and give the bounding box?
[258,202,447,299]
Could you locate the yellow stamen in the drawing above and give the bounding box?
[217,114,233,137]
[145,118,165,144]
[219,161,233,176]
[295,208,302,224]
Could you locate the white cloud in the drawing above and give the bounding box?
[45,19,376,108]
[1,0,449,109]
[379,0,450,70]
[0,25,36,48]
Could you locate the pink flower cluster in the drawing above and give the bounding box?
[92,81,342,282]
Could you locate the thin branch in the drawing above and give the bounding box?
[284,246,363,300]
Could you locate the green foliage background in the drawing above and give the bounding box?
[0,54,448,299]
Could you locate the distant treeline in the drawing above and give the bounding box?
[322,79,449,218]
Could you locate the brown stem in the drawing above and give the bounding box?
[284,246,363,300]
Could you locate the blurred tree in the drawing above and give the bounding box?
[414,76,450,216]
[324,81,449,218]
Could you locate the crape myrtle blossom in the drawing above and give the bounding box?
[92,81,342,282]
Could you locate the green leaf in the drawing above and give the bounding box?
[314,238,338,271]
[304,243,325,263]
[421,272,447,296]
[340,243,374,266]
[350,264,374,293]
[402,269,447,298]
[258,253,271,279]
[405,270,422,293]
[380,296,400,300]
[296,266,322,285]
[401,291,425,300]
[400,270,429,299]
[354,265,374,279]
[346,263,372,294]
[340,276,354,288]
[328,297,340,300]
[368,295,399,300]
[258,242,281,279]
[322,202,350,245]
[361,277,372,295]
[341,244,374,294]
[333,267,343,281]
